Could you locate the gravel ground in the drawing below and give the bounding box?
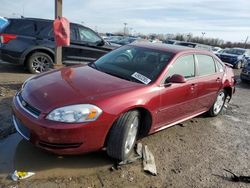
[0,61,250,188]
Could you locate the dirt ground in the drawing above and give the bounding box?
[0,61,250,188]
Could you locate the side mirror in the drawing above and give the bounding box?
[96,39,105,46]
[166,74,186,84]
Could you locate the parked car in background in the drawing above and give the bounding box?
[174,42,212,51]
[212,47,222,53]
[105,36,124,44]
[218,48,250,69]
[13,42,235,161]
[163,39,181,45]
[214,49,226,57]
[0,18,117,73]
[240,59,250,82]
[112,36,138,45]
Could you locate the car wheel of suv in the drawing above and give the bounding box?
[27,52,53,74]
[208,90,227,117]
[107,110,140,161]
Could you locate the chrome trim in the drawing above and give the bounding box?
[155,110,207,132]
[12,115,30,141]
[16,94,39,119]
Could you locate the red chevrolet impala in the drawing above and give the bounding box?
[12,43,235,160]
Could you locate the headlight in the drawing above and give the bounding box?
[46,104,102,123]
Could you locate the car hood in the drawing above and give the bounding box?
[21,66,141,113]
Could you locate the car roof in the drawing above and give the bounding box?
[7,17,84,27]
[8,17,53,23]
[130,42,210,54]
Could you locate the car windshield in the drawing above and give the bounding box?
[90,46,174,84]
[224,49,245,55]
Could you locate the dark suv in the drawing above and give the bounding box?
[0,18,115,73]
[241,59,250,82]
[217,48,250,69]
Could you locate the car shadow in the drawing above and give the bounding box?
[0,96,17,139]
[0,62,28,74]
[13,139,113,174]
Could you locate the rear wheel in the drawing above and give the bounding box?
[107,110,140,161]
[208,90,227,117]
[27,52,53,74]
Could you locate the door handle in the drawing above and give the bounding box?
[190,83,197,91]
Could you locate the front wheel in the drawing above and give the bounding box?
[208,90,227,117]
[107,110,140,161]
[27,52,53,74]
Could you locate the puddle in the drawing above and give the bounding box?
[0,133,113,180]
[0,134,22,175]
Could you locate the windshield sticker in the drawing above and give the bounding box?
[131,72,151,84]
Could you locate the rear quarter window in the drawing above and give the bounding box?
[35,21,52,38]
[196,54,216,76]
[5,20,35,36]
[214,59,224,73]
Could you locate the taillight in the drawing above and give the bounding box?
[0,34,17,44]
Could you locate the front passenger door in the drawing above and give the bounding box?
[156,54,199,129]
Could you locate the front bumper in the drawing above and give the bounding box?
[12,94,115,155]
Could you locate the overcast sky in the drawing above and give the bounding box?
[0,0,249,42]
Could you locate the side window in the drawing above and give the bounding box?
[70,26,77,41]
[36,21,52,38]
[6,20,35,36]
[77,26,102,44]
[166,55,195,79]
[196,54,216,76]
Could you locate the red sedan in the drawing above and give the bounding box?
[12,43,235,160]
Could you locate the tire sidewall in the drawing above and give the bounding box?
[106,110,140,161]
[27,52,53,74]
[210,90,227,116]
[121,112,140,159]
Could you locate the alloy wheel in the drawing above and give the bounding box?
[213,91,225,115]
[124,117,139,154]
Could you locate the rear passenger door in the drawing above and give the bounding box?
[195,54,223,109]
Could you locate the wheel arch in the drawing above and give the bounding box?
[104,106,153,147]
[23,47,55,66]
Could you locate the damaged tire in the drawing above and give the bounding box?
[208,90,227,117]
[107,110,140,161]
